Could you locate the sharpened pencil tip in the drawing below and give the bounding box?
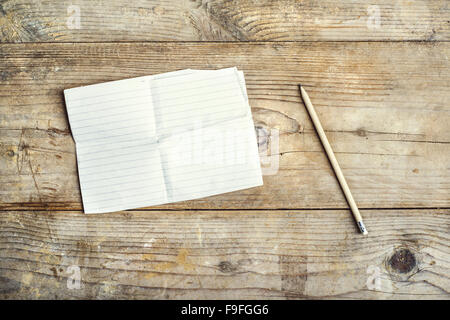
[358,221,368,235]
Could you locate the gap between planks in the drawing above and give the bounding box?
[1,206,449,212]
[1,40,450,45]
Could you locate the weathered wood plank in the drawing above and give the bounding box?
[0,0,448,42]
[0,42,449,209]
[0,209,448,299]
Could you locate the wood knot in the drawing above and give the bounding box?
[6,150,15,157]
[356,128,367,137]
[388,248,416,274]
[217,261,238,273]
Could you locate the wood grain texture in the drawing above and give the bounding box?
[0,209,448,299]
[0,41,449,210]
[1,0,449,300]
[0,0,449,42]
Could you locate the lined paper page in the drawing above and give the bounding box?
[65,77,157,144]
[159,116,262,203]
[153,68,262,203]
[152,68,248,137]
[75,144,166,213]
[64,77,167,213]
[158,69,262,202]
[64,68,263,213]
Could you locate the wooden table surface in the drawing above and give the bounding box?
[0,0,449,299]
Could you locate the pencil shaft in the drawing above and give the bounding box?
[299,86,367,235]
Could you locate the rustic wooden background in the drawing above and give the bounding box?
[0,0,449,299]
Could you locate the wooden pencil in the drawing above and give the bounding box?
[299,85,368,235]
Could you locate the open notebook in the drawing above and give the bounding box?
[64,68,263,213]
